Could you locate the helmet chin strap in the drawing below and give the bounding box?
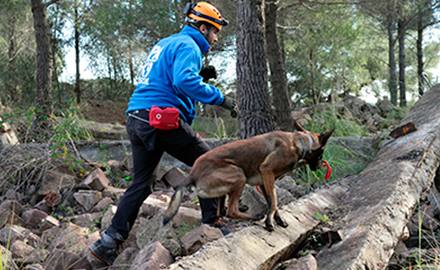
[202,25,214,40]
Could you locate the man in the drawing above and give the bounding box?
[89,1,237,266]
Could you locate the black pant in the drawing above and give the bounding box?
[106,110,218,240]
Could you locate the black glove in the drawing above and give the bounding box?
[221,96,238,118]
[199,66,217,82]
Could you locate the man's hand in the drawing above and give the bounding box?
[221,96,238,118]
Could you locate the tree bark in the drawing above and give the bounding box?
[31,0,54,133]
[398,18,406,107]
[386,9,398,106]
[417,10,424,97]
[265,0,293,131]
[74,2,81,104]
[236,0,274,139]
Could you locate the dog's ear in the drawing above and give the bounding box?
[319,129,335,146]
[293,121,306,132]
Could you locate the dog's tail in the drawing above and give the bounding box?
[163,175,194,226]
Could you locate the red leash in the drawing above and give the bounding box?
[255,160,332,194]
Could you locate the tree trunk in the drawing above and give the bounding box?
[398,19,406,107]
[386,12,398,105]
[74,2,81,104]
[236,0,274,139]
[310,49,317,105]
[265,0,293,131]
[31,0,54,133]
[417,11,424,97]
[6,22,17,103]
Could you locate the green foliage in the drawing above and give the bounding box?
[295,138,373,191]
[0,225,13,270]
[174,221,201,239]
[192,116,238,138]
[0,0,36,108]
[284,6,389,105]
[305,105,369,137]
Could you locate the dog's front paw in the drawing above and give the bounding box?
[278,220,288,228]
[274,212,288,228]
[253,213,265,220]
[265,223,275,232]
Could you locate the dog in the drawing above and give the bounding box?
[163,122,334,231]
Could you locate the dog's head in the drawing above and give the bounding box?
[293,122,334,171]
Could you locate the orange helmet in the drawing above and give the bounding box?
[184,1,229,31]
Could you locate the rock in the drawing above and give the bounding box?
[73,190,102,211]
[24,264,45,270]
[40,215,60,231]
[240,185,294,217]
[43,248,91,270]
[141,195,201,225]
[102,186,126,201]
[106,159,127,179]
[130,241,174,270]
[90,196,114,212]
[100,205,117,230]
[181,224,223,254]
[0,225,28,245]
[81,168,110,191]
[0,208,23,229]
[136,214,184,258]
[4,189,23,201]
[420,204,439,231]
[162,167,188,188]
[22,209,48,230]
[0,118,19,149]
[10,239,35,259]
[123,154,134,171]
[0,200,23,215]
[0,244,19,270]
[276,176,305,198]
[33,199,51,213]
[110,247,139,270]
[46,223,89,254]
[376,98,393,116]
[274,254,318,270]
[65,212,101,228]
[16,248,50,266]
[37,170,77,200]
[83,120,128,140]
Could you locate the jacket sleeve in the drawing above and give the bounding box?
[172,44,224,106]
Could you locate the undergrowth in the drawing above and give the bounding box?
[0,103,95,205]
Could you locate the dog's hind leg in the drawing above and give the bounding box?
[226,178,265,221]
[217,195,227,217]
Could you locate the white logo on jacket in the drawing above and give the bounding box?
[138,45,163,85]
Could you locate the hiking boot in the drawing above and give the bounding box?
[89,234,120,265]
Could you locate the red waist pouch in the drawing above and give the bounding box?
[149,106,180,130]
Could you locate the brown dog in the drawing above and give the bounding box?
[163,123,334,231]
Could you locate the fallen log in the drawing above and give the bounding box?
[316,84,440,269]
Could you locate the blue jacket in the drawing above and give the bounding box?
[126,26,225,125]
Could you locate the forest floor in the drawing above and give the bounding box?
[79,99,128,125]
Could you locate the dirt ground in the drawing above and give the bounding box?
[80,99,128,125]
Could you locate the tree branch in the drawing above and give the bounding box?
[45,0,59,8]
